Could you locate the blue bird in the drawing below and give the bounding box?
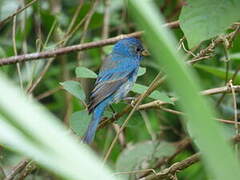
[83,37,148,144]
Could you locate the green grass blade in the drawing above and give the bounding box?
[0,74,115,180]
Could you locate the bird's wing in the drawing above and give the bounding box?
[88,65,136,113]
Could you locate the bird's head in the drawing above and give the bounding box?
[112,37,149,60]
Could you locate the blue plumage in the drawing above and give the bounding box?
[83,37,148,144]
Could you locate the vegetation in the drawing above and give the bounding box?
[0,0,240,179]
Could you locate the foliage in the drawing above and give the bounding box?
[0,0,240,179]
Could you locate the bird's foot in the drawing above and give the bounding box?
[109,105,118,119]
[123,97,136,107]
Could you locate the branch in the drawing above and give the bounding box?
[4,159,29,180]
[138,85,240,110]
[139,153,200,180]
[0,21,179,66]
[139,138,192,178]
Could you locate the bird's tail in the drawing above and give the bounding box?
[83,102,108,144]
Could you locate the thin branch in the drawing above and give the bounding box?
[4,159,29,180]
[139,138,191,178]
[138,85,240,110]
[12,15,23,90]
[0,21,178,66]
[16,161,36,180]
[158,106,240,125]
[0,0,38,28]
[229,80,239,156]
[188,25,240,64]
[36,86,62,100]
[139,153,200,180]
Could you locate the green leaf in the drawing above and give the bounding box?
[75,67,97,79]
[194,64,240,84]
[129,1,240,180]
[132,83,172,103]
[116,141,175,180]
[137,67,146,77]
[179,0,240,48]
[60,81,86,101]
[70,111,91,137]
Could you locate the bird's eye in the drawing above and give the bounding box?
[136,47,141,52]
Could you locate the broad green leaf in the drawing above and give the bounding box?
[0,74,115,180]
[132,83,172,103]
[129,1,240,180]
[116,141,176,180]
[194,64,240,84]
[137,67,146,77]
[60,81,86,101]
[179,0,240,48]
[70,111,91,137]
[75,67,97,78]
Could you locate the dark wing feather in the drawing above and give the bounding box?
[88,77,128,113]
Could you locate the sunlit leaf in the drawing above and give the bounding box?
[137,67,146,77]
[60,81,86,101]
[70,111,91,137]
[179,0,240,48]
[75,67,97,79]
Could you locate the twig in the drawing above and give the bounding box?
[188,25,240,65]
[0,20,179,66]
[158,106,240,126]
[139,138,192,178]
[115,169,157,176]
[12,16,23,90]
[4,159,29,180]
[139,153,200,180]
[65,0,84,36]
[16,161,36,180]
[216,65,240,106]
[138,85,240,110]
[0,0,38,28]
[101,0,111,61]
[112,124,126,147]
[229,80,239,156]
[36,86,62,100]
[77,0,100,62]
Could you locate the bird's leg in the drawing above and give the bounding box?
[122,97,136,107]
[110,105,117,119]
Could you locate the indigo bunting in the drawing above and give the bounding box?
[83,37,148,144]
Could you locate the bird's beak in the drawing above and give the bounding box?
[141,49,150,56]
